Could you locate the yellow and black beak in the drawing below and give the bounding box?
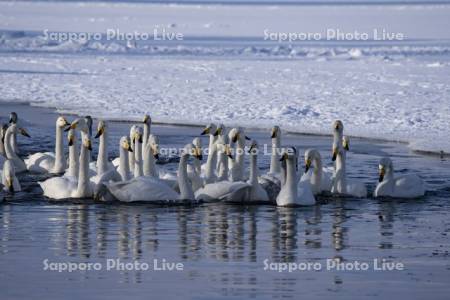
[279,152,288,162]
[213,127,222,137]
[19,128,30,138]
[200,127,210,135]
[126,142,133,152]
[343,140,349,151]
[379,167,385,182]
[232,134,239,143]
[226,145,233,159]
[245,135,251,141]
[195,147,203,160]
[305,159,311,173]
[65,122,77,132]
[95,127,104,139]
[68,135,74,146]
[332,148,338,162]
[86,140,92,151]
[6,177,14,193]
[143,115,150,123]
[271,128,277,138]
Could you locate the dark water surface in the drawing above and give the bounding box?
[0,103,450,299]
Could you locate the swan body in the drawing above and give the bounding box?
[39,135,93,199]
[25,116,69,174]
[374,157,425,198]
[276,147,315,206]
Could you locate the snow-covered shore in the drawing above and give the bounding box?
[0,1,449,153]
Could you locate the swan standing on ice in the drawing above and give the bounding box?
[39,135,93,199]
[374,157,425,198]
[4,124,29,173]
[2,160,21,193]
[105,143,201,202]
[276,147,315,207]
[25,116,70,174]
[301,149,333,195]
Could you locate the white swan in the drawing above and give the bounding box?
[195,137,251,202]
[247,141,269,202]
[2,160,21,193]
[94,120,114,176]
[4,124,28,173]
[133,126,144,178]
[331,134,368,198]
[65,128,79,179]
[187,137,204,192]
[200,123,218,183]
[374,157,425,198]
[117,136,133,181]
[39,135,93,199]
[276,147,315,207]
[0,124,9,157]
[143,134,159,178]
[259,126,283,200]
[105,144,198,202]
[228,127,248,182]
[25,116,70,174]
[128,125,137,171]
[142,114,152,159]
[301,149,333,195]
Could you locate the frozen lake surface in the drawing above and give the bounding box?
[0,103,449,299]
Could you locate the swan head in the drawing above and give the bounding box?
[148,134,160,159]
[143,114,151,125]
[229,127,250,143]
[378,157,393,182]
[66,118,89,135]
[248,140,258,155]
[67,129,76,146]
[192,137,202,160]
[56,116,70,128]
[95,120,107,138]
[214,124,225,137]
[3,160,16,193]
[304,149,320,173]
[280,147,298,171]
[7,124,30,138]
[200,123,217,136]
[82,136,92,151]
[9,112,18,124]
[120,136,133,152]
[271,126,281,138]
[132,126,143,144]
[342,136,350,151]
[333,120,344,133]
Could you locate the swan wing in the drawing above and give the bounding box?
[25,152,55,173]
[39,176,76,200]
[297,181,316,206]
[394,174,425,198]
[195,181,251,202]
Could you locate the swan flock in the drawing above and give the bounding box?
[1,112,426,204]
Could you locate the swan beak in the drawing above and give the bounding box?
[248,143,256,154]
[232,134,239,143]
[332,148,337,162]
[143,115,150,123]
[245,135,251,141]
[154,153,159,160]
[127,143,133,152]
[343,140,349,151]
[200,127,210,135]
[195,147,203,160]
[305,159,311,173]
[63,118,70,127]
[19,128,30,138]
[65,121,77,132]
[68,136,74,146]
[86,140,92,151]
[280,152,288,162]
[271,128,277,138]
[6,178,14,193]
[226,145,233,159]
[95,127,104,139]
[213,127,221,137]
[379,167,385,182]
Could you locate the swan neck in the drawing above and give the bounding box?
[77,145,90,196]
[134,141,143,177]
[4,130,19,160]
[249,154,258,184]
[178,155,194,200]
[119,146,130,181]
[97,131,108,175]
[53,126,65,173]
[68,139,79,177]
[143,146,157,177]
[270,137,281,173]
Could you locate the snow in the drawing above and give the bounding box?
[0,1,449,154]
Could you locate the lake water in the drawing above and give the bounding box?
[0,103,449,299]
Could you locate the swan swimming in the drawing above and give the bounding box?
[39,135,94,199]
[301,149,333,195]
[3,124,28,173]
[25,116,70,174]
[105,143,201,202]
[276,147,316,207]
[94,120,114,176]
[2,160,21,193]
[374,157,425,198]
[65,128,79,179]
